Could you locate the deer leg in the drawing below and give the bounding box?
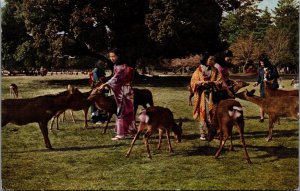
[144,130,153,159]
[266,115,275,142]
[49,117,55,130]
[215,131,228,159]
[56,115,60,130]
[103,113,112,134]
[157,129,163,150]
[39,121,53,150]
[126,122,146,157]
[228,126,234,151]
[83,108,88,129]
[70,110,75,123]
[237,121,252,164]
[166,129,174,153]
[125,131,141,157]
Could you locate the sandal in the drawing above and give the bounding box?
[111,136,125,141]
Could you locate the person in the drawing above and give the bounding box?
[98,48,136,140]
[214,49,237,99]
[190,52,223,140]
[90,61,108,124]
[253,53,279,122]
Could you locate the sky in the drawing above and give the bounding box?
[258,0,279,11]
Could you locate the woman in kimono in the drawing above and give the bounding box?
[99,49,136,140]
[190,52,223,140]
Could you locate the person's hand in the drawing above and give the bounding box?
[99,83,107,90]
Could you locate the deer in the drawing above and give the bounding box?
[188,80,249,106]
[1,85,83,149]
[87,87,117,133]
[264,81,299,97]
[9,83,18,98]
[236,89,299,141]
[49,90,92,130]
[133,88,154,116]
[207,99,252,164]
[125,106,182,159]
[87,86,154,133]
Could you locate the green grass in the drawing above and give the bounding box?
[1,74,299,190]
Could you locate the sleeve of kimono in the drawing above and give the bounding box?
[190,70,200,93]
[105,66,124,91]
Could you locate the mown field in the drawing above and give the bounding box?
[1,74,299,190]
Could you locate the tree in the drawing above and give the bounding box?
[220,0,263,43]
[2,0,250,70]
[262,27,290,66]
[229,33,260,72]
[273,0,299,67]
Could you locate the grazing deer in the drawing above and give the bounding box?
[236,89,299,141]
[1,85,84,149]
[126,106,182,159]
[9,83,18,98]
[207,99,252,164]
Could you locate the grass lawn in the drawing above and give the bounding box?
[1,74,299,190]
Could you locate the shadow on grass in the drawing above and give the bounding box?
[4,143,128,153]
[244,129,298,139]
[180,145,218,156]
[246,145,298,161]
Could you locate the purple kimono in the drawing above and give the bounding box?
[106,64,135,136]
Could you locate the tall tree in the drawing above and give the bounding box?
[273,0,299,66]
[220,0,263,43]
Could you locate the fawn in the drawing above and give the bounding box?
[9,83,18,98]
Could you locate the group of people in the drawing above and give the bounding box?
[89,47,279,142]
[190,50,279,140]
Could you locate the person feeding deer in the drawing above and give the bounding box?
[190,52,223,140]
[253,53,280,122]
[98,48,136,140]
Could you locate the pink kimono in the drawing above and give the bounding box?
[106,64,135,137]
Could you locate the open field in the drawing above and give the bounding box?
[1,74,299,190]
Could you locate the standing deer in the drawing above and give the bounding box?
[126,106,182,159]
[2,85,83,149]
[236,89,299,141]
[49,90,92,130]
[207,99,252,164]
[9,83,18,98]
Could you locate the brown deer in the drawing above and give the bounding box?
[207,99,252,164]
[236,89,299,141]
[1,85,83,149]
[87,86,154,133]
[188,80,249,106]
[87,87,117,133]
[49,90,92,130]
[9,83,18,98]
[264,81,299,97]
[125,106,182,159]
[133,88,154,116]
